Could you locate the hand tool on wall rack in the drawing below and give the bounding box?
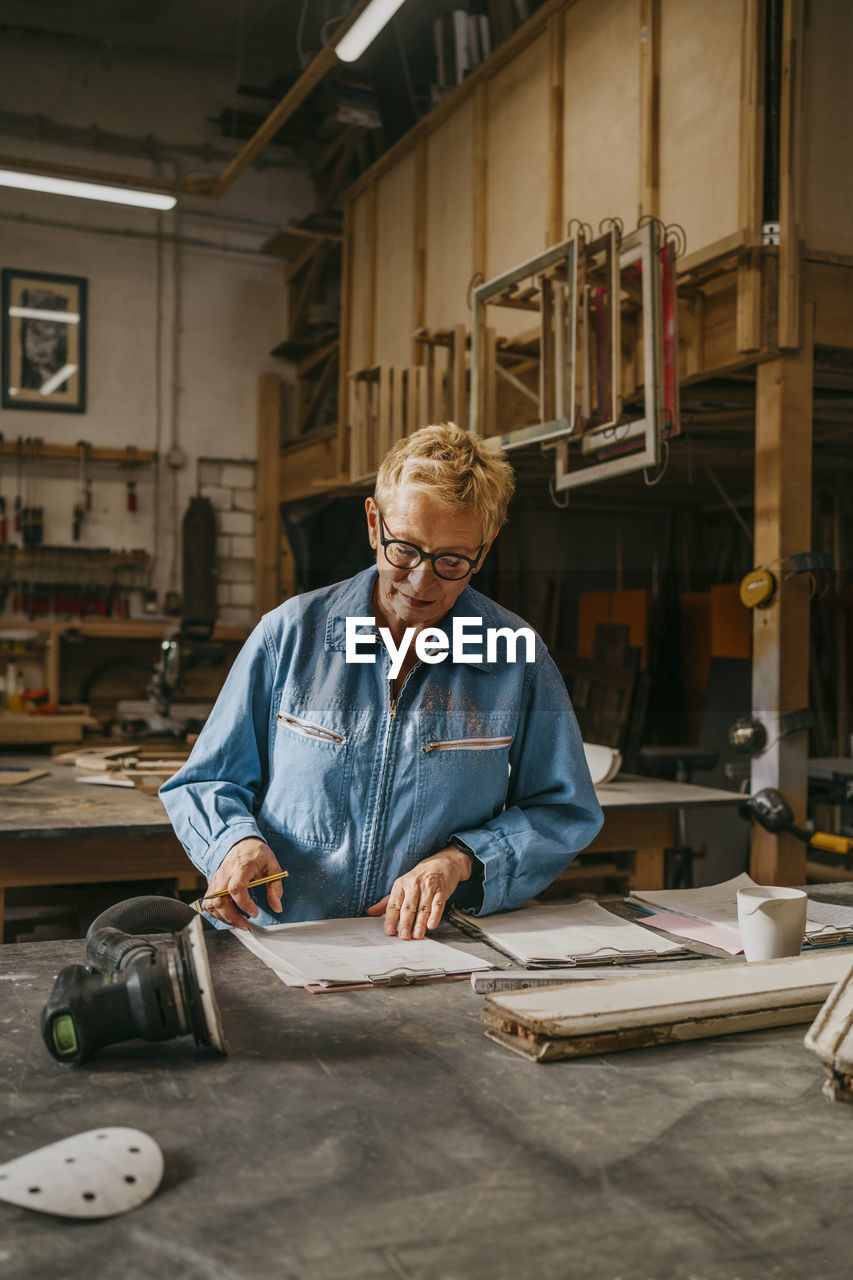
[73,440,89,541]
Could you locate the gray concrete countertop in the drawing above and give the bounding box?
[2,908,853,1280]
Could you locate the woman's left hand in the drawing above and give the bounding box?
[367,845,472,939]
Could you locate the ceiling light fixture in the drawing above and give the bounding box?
[0,168,176,211]
[334,0,408,63]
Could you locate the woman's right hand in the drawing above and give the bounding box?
[201,837,285,930]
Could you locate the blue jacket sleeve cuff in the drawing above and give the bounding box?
[203,821,266,878]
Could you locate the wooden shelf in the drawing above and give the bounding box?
[0,547,149,568]
[0,441,156,466]
[0,619,250,708]
[0,618,248,642]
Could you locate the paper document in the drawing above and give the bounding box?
[629,874,853,944]
[449,900,685,965]
[234,916,492,987]
[637,909,744,955]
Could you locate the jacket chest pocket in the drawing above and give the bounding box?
[415,730,513,834]
[265,710,351,849]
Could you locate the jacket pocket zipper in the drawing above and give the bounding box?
[423,735,513,753]
[276,712,345,745]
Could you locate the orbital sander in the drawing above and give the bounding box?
[42,896,226,1065]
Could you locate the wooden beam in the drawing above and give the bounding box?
[749,303,814,885]
[285,239,324,285]
[638,0,660,220]
[412,138,428,366]
[337,205,354,478]
[300,347,338,435]
[473,81,489,279]
[547,10,565,248]
[736,0,765,352]
[365,181,378,366]
[806,260,853,348]
[288,241,330,339]
[452,324,468,428]
[778,0,806,348]
[255,374,283,617]
[0,441,155,465]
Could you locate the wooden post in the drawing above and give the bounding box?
[412,138,428,367]
[452,324,467,429]
[377,364,393,464]
[749,304,814,885]
[736,0,765,353]
[254,373,282,618]
[778,0,805,349]
[638,0,660,221]
[473,81,489,279]
[547,10,565,248]
[337,200,354,479]
[483,326,497,436]
[365,181,378,366]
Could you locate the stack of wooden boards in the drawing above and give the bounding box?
[55,743,191,794]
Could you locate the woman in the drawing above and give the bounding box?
[160,423,602,938]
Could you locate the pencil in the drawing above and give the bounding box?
[193,870,289,913]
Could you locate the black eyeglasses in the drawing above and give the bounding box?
[376,511,484,581]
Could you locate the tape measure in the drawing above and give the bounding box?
[739,567,776,609]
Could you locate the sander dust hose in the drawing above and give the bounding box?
[86,895,197,972]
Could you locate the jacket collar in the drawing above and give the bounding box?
[324,566,496,670]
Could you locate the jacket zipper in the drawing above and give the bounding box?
[356,665,416,912]
[423,735,513,752]
[276,712,345,745]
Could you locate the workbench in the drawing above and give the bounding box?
[0,759,743,938]
[0,753,199,936]
[2,907,852,1280]
[573,774,744,891]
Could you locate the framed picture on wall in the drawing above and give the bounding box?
[1,268,88,413]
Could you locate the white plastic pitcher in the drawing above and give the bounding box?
[736,885,808,961]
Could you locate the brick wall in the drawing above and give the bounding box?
[199,458,257,628]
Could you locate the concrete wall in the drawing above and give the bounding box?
[0,32,314,627]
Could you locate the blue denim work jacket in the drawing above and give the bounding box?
[159,567,603,927]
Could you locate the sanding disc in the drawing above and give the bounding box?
[0,1127,163,1218]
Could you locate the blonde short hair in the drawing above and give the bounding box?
[374,423,515,541]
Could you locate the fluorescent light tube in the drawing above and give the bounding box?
[334,0,408,62]
[0,168,176,210]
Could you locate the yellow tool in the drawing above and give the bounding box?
[193,870,289,913]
